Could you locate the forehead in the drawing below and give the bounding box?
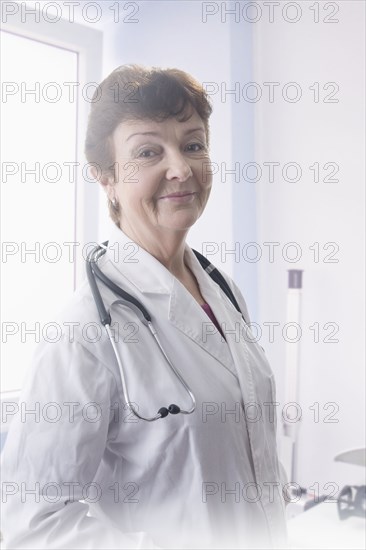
[113,110,206,142]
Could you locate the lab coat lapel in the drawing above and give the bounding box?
[168,276,237,377]
[184,248,266,470]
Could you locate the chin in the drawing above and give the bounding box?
[161,224,195,233]
[166,214,200,231]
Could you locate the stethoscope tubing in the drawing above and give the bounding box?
[86,243,196,421]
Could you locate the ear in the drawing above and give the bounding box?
[90,166,115,201]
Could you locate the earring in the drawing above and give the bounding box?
[111,197,118,208]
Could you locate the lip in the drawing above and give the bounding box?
[159,191,196,201]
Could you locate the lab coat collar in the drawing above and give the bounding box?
[105,223,215,297]
[105,223,176,294]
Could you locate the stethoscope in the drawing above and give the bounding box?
[86,242,196,422]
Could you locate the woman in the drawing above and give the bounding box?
[1,65,287,549]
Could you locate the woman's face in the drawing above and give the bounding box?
[108,110,212,240]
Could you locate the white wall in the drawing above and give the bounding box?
[253,1,365,490]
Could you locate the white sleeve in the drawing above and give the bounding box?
[1,335,159,549]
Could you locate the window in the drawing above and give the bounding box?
[1,13,102,393]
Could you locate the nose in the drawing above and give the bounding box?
[164,150,193,182]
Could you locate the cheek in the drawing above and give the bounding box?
[197,158,213,188]
[200,173,213,194]
[117,163,140,189]
[118,169,159,207]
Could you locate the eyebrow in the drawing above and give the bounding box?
[126,127,206,142]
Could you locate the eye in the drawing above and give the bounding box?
[137,149,158,158]
[186,142,206,153]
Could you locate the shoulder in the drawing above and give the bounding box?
[25,268,121,391]
[44,277,103,345]
[44,252,128,344]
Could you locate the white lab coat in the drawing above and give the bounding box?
[1,224,288,549]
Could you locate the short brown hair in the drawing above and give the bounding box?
[84,64,213,225]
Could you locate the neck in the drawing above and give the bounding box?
[120,221,189,278]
